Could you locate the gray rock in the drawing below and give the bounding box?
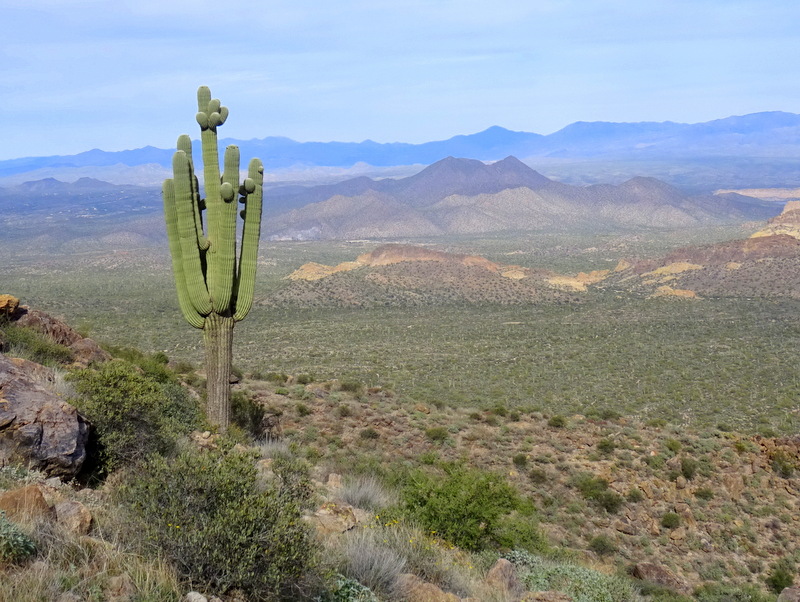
[0,354,88,478]
[778,587,800,602]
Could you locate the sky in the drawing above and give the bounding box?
[2,0,800,161]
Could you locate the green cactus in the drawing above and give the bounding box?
[163,86,264,429]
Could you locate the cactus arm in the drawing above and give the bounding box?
[213,145,241,312]
[172,151,213,317]
[177,134,210,252]
[233,158,264,321]
[162,178,206,329]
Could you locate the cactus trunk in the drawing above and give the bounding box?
[163,86,264,430]
[203,313,234,428]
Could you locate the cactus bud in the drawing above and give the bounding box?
[220,182,235,202]
[243,177,256,193]
[196,112,209,129]
[219,106,229,124]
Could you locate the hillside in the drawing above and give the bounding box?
[2,301,799,600]
[270,244,605,307]
[602,201,800,299]
[265,157,780,240]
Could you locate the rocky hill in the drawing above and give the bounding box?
[602,201,800,299]
[264,157,780,240]
[268,244,607,307]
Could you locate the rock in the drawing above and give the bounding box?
[632,562,691,595]
[414,403,431,414]
[0,354,89,478]
[485,558,525,598]
[105,573,135,602]
[54,500,92,535]
[56,593,82,602]
[778,587,800,602]
[675,475,687,489]
[0,484,52,520]
[68,337,112,368]
[306,502,358,535]
[326,472,343,489]
[14,308,82,347]
[614,518,638,535]
[0,294,20,317]
[394,573,460,602]
[183,593,208,602]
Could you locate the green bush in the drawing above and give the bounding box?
[547,415,567,428]
[0,510,36,563]
[359,427,380,440]
[231,390,265,438]
[661,512,681,529]
[571,473,624,513]
[512,453,528,468]
[596,438,616,454]
[101,344,175,383]
[765,558,795,593]
[115,446,317,598]
[771,450,796,479]
[67,361,202,474]
[401,464,523,551]
[680,457,698,480]
[694,487,715,501]
[296,373,314,385]
[424,426,449,443]
[339,379,364,395]
[588,534,617,556]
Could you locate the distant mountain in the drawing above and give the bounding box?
[3,112,800,188]
[265,156,782,240]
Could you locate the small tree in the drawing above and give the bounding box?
[163,86,264,429]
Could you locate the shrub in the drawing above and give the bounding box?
[336,405,353,418]
[67,361,202,474]
[115,446,317,598]
[0,510,36,563]
[695,487,715,501]
[588,534,617,556]
[296,403,312,417]
[506,550,639,601]
[424,426,449,443]
[571,473,624,513]
[680,457,698,480]
[547,415,567,428]
[661,512,681,529]
[664,438,682,454]
[401,464,522,551]
[765,559,795,593]
[512,454,528,468]
[323,574,379,602]
[529,468,548,484]
[626,488,644,503]
[231,390,265,438]
[359,427,380,440]
[771,450,796,479]
[296,373,314,385]
[597,438,616,454]
[339,379,364,395]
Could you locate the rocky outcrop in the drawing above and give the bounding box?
[0,354,89,478]
[13,307,111,368]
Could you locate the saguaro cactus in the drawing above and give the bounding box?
[163,86,264,429]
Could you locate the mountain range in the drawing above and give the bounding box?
[264,156,781,240]
[3,111,800,189]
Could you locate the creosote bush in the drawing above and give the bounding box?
[114,445,317,599]
[401,464,539,552]
[68,360,202,474]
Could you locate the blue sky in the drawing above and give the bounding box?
[3,0,800,160]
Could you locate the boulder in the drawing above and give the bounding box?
[68,337,112,368]
[0,484,52,520]
[0,354,89,478]
[394,573,460,602]
[0,294,20,317]
[306,502,358,536]
[632,562,691,595]
[54,500,92,535]
[778,587,800,602]
[14,308,82,347]
[485,558,525,598]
